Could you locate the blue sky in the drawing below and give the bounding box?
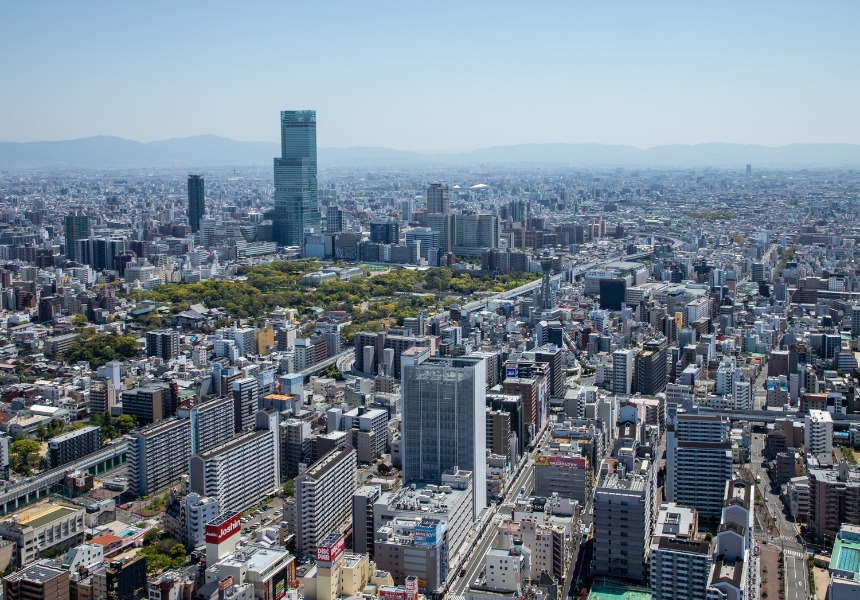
[1,1,858,150]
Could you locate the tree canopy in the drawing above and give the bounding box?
[61,330,139,367]
[139,261,538,341]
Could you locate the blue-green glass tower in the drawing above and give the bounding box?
[271,110,320,247]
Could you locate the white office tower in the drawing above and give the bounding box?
[650,503,712,600]
[666,413,733,519]
[294,444,357,555]
[612,349,636,395]
[715,357,739,396]
[732,380,751,411]
[188,429,279,514]
[805,409,834,456]
[707,479,756,600]
[401,350,487,517]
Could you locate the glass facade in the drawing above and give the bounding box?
[187,174,204,233]
[272,110,321,247]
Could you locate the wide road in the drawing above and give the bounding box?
[461,250,653,313]
[447,418,554,598]
[749,433,808,600]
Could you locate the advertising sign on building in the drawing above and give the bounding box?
[534,454,587,469]
[315,533,346,563]
[205,512,241,544]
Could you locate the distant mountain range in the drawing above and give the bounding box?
[2,135,860,169]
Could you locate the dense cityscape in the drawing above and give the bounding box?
[0,106,856,600]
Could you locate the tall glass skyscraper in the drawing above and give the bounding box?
[64,211,90,261]
[187,174,205,233]
[271,110,320,247]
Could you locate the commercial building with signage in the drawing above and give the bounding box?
[294,444,357,555]
[205,544,296,600]
[205,511,242,566]
[373,470,473,595]
[373,470,473,561]
[374,517,447,597]
[533,443,592,504]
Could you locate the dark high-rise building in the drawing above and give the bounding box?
[187,175,205,233]
[271,110,321,247]
[47,425,101,469]
[326,206,344,233]
[599,278,626,311]
[369,219,400,244]
[426,183,450,214]
[64,211,90,262]
[635,336,668,396]
[146,329,180,361]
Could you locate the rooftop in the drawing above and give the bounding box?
[11,504,78,529]
[830,526,860,580]
[587,578,651,600]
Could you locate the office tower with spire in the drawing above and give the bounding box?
[426,183,450,214]
[64,211,90,261]
[187,174,205,233]
[271,110,321,247]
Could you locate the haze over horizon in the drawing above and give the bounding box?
[2,1,859,152]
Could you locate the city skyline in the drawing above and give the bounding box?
[2,2,859,150]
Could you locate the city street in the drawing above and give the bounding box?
[748,433,809,600]
[447,417,552,598]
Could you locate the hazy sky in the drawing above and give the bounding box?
[2,1,858,151]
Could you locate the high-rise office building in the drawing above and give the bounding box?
[369,219,400,245]
[188,175,205,233]
[272,110,320,247]
[232,377,259,433]
[326,206,344,234]
[426,183,450,214]
[635,337,668,396]
[401,352,487,515]
[65,211,90,261]
[852,305,860,339]
[146,329,180,361]
[612,349,636,395]
[666,413,733,519]
[352,485,381,556]
[121,386,164,427]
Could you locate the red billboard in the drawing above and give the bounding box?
[534,455,587,469]
[315,533,346,563]
[205,512,241,545]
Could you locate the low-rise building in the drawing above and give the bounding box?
[0,503,86,565]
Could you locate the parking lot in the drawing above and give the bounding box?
[240,498,284,535]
